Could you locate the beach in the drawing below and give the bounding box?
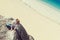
[0,0,60,40]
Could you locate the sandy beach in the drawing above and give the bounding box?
[0,0,60,40]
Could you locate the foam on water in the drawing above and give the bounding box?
[40,0,60,9]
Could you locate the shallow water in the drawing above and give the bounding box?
[40,0,60,9]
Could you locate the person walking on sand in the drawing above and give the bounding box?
[12,19,29,40]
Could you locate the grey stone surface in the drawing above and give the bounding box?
[0,15,34,40]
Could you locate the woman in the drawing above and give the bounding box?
[12,19,29,40]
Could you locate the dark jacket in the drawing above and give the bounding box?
[15,24,29,40]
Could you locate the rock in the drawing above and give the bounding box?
[0,15,14,40]
[0,15,34,40]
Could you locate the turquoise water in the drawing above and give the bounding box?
[40,0,60,9]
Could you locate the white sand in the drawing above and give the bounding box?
[0,0,60,40]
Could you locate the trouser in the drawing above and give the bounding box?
[15,29,22,40]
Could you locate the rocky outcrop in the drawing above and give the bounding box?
[0,15,34,40]
[0,15,13,40]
